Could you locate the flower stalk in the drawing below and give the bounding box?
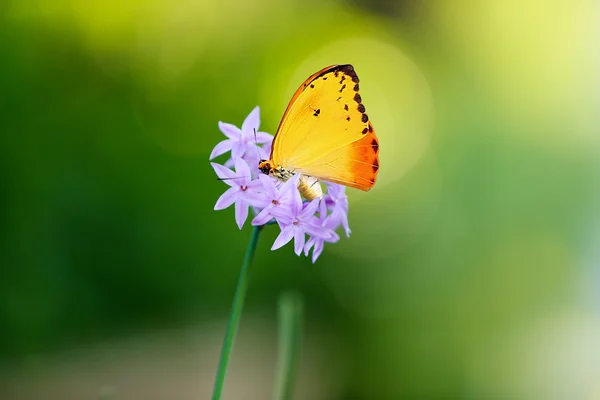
[273,290,304,400]
[211,225,262,400]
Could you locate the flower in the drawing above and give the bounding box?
[304,199,341,263]
[251,174,300,226]
[325,182,351,237]
[210,106,352,261]
[271,192,331,256]
[210,106,273,171]
[211,159,265,229]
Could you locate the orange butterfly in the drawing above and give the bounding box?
[258,64,379,200]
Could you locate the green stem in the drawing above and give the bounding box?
[211,225,262,400]
[273,290,304,400]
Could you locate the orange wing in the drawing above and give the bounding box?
[270,64,379,191]
[304,121,379,190]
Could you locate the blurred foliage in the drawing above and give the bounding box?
[1,0,599,398]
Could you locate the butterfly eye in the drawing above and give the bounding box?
[258,160,271,175]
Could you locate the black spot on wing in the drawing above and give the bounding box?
[362,113,369,123]
[339,84,346,93]
[344,104,349,111]
[313,108,320,117]
[354,93,362,103]
[310,83,315,88]
[371,139,379,152]
[357,104,365,113]
[362,127,368,134]
[372,158,379,173]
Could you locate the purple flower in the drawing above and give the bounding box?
[325,182,351,237]
[211,159,265,229]
[210,106,273,170]
[304,199,340,263]
[251,174,300,226]
[271,188,331,256]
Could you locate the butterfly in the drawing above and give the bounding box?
[258,64,379,200]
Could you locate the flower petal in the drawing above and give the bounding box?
[234,158,252,185]
[289,178,303,215]
[342,223,351,237]
[340,213,351,237]
[304,236,317,256]
[234,199,249,229]
[246,179,263,189]
[304,223,333,239]
[258,174,278,199]
[318,198,328,221]
[242,152,260,173]
[218,121,242,140]
[326,183,348,205]
[231,141,246,160]
[275,217,289,230]
[209,139,234,160]
[300,198,321,219]
[280,173,300,195]
[325,230,340,244]
[330,206,351,237]
[244,189,269,208]
[293,227,305,256]
[324,196,335,210]
[271,225,294,251]
[251,206,274,226]
[269,204,291,220]
[311,240,325,263]
[214,187,239,210]
[211,162,236,184]
[241,106,260,136]
[274,212,293,226]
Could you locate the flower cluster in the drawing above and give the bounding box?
[210,106,351,262]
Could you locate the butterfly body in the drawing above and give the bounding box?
[258,161,323,200]
[259,64,379,199]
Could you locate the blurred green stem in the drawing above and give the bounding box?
[211,225,262,400]
[273,291,304,400]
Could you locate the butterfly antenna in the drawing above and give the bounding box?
[253,128,261,160]
[216,176,250,181]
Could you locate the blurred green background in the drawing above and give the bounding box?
[1,0,599,399]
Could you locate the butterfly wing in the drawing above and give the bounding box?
[271,64,379,191]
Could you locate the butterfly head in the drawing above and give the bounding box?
[258,159,272,175]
